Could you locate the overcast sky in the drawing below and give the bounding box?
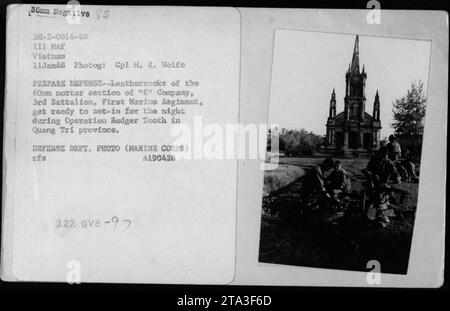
[268,30,432,139]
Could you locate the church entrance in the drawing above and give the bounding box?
[335,132,344,148]
[349,131,359,149]
[363,132,373,149]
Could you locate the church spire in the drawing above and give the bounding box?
[350,35,360,74]
[373,90,380,121]
[329,88,336,118]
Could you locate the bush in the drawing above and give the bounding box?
[278,129,324,156]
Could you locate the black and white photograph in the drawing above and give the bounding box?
[259,30,431,274]
[0,0,447,294]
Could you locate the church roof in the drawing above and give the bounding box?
[327,111,378,127]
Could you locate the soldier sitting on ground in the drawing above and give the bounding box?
[363,146,401,188]
[326,160,352,194]
[386,135,418,182]
[362,147,410,224]
[325,160,352,212]
[299,157,335,213]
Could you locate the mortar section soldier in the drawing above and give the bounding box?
[402,148,420,182]
[326,160,352,193]
[364,146,401,187]
[387,135,418,182]
[299,158,335,212]
[387,135,402,161]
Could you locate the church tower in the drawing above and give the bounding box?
[344,35,367,122]
[325,34,381,153]
[373,90,380,121]
[329,88,336,118]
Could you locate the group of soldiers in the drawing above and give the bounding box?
[366,135,419,187]
[299,135,418,213]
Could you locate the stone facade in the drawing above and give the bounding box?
[326,35,381,152]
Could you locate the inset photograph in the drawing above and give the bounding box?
[260,30,431,274]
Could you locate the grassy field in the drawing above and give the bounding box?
[259,155,418,274]
[263,164,305,196]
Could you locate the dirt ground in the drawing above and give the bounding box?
[259,155,419,275]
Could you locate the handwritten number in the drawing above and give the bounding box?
[111,216,119,230]
[122,219,131,230]
[96,9,110,20]
[107,216,131,231]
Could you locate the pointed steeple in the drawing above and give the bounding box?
[329,88,336,118]
[350,35,360,74]
[373,89,380,121]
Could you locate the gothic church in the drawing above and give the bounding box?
[325,35,381,152]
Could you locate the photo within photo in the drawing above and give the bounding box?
[259,30,431,274]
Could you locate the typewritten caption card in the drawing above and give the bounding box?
[2,5,240,283]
